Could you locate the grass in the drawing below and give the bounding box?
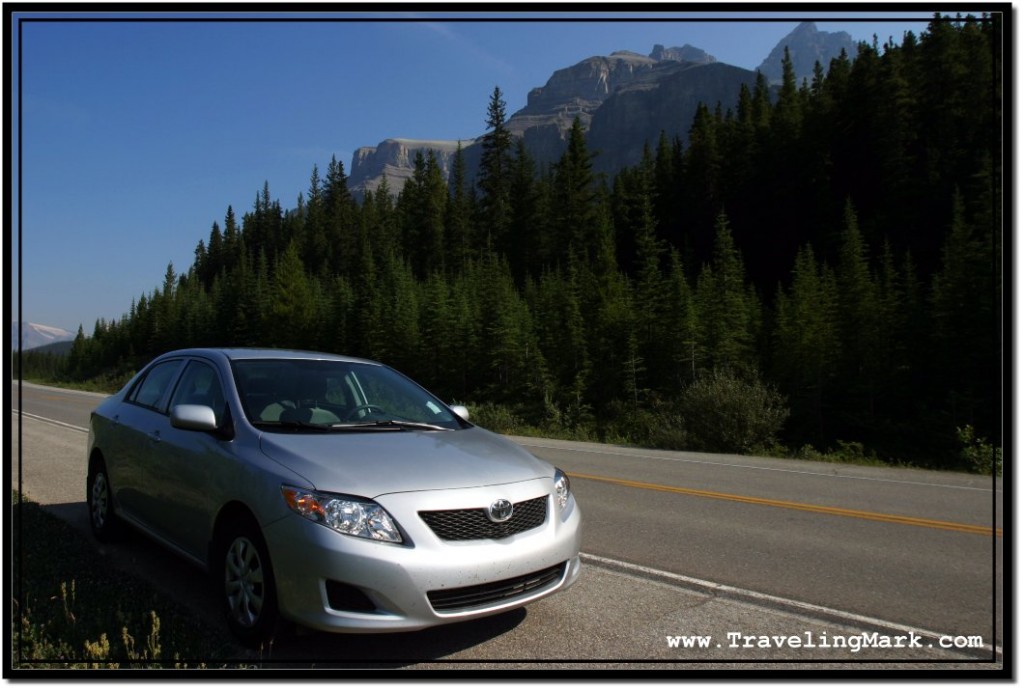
[10,492,248,670]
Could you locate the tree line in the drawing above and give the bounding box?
[25,14,1002,470]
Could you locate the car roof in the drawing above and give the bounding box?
[160,347,381,366]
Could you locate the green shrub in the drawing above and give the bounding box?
[600,400,689,450]
[677,369,789,454]
[957,424,1003,476]
[464,402,526,435]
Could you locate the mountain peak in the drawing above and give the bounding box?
[650,43,716,64]
[757,22,856,84]
[12,321,75,351]
[790,21,820,36]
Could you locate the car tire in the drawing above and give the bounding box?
[87,458,123,542]
[218,516,281,648]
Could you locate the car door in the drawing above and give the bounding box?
[109,358,186,521]
[144,358,233,560]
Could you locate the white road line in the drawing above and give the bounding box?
[518,440,1001,493]
[581,552,1001,658]
[12,410,89,434]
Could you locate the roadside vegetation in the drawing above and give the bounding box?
[14,15,1002,474]
[11,493,248,669]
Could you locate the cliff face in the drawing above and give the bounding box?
[503,49,720,171]
[514,52,660,126]
[347,138,470,196]
[587,61,761,176]
[503,52,661,171]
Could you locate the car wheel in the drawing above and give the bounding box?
[219,518,280,647]
[87,459,122,541]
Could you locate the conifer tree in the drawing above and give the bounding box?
[324,155,356,277]
[508,138,542,281]
[269,242,314,349]
[398,151,447,279]
[302,164,328,276]
[551,117,597,268]
[833,200,884,440]
[696,212,757,372]
[445,142,476,275]
[477,87,514,254]
[773,244,840,446]
[931,190,995,437]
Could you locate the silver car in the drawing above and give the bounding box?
[86,348,582,646]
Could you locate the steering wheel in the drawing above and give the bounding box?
[347,404,387,421]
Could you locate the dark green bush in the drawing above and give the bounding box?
[677,369,789,454]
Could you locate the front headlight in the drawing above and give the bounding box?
[554,468,571,512]
[281,486,403,543]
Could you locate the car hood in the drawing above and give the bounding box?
[257,426,552,497]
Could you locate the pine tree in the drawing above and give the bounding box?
[931,190,996,440]
[534,264,589,410]
[551,117,597,268]
[681,103,722,264]
[477,87,514,254]
[653,131,685,249]
[773,244,840,446]
[302,164,328,276]
[632,180,668,391]
[445,141,476,275]
[771,47,803,143]
[222,206,240,273]
[665,249,700,390]
[398,151,448,279]
[696,212,757,372]
[507,138,542,281]
[324,155,356,277]
[269,242,314,348]
[834,200,882,437]
[378,252,421,374]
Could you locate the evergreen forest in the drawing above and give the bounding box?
[21,15,1003,472]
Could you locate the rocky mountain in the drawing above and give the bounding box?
[12,322,74,352]
[347,138,469,197]
[585,60,760,177]
[503,47,727,174]
[756,21,857,84]
[347,25,852,196]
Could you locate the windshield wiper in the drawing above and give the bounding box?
[251,419,332,431]
[329,419,450,432]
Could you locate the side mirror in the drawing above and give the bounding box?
[450,404,470,421]
[170,404,220,432]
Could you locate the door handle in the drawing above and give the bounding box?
[150,430,162,443]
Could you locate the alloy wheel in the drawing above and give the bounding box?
[224,536,266,629]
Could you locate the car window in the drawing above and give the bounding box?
[232,359,463,429]
[128,360,183,412]
[355,368,442,422]
[169,360,226,425]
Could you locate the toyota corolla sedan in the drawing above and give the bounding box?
[86,348,581,645]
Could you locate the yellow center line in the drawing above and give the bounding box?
[568,471,1002,538]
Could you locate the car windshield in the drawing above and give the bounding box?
[232,359,465,432]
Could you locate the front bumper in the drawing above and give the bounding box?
[263,477,582,632]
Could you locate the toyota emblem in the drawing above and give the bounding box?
[486,499,514,523]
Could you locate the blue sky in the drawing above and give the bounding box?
[11,7,939,334]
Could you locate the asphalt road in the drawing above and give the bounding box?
[9,381,1004,670]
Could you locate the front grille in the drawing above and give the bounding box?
[419,495,547,541]
[427,563,567,612]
